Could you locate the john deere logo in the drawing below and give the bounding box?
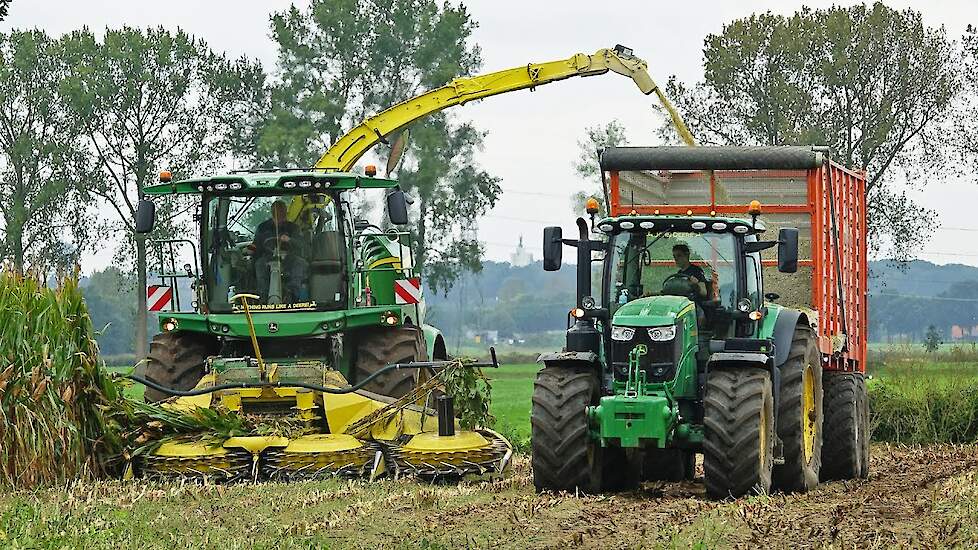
[267,322,279,333]
[634,344,647,355]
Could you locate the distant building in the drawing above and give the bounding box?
[510,235,533,267]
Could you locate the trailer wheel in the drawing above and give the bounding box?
[703,368,774,498]
[772,325,823,492]
[352,327,426,398]
[643,449,695,482]
[138,332,215,403]
[531,365,607,493]
[821,372,870,480]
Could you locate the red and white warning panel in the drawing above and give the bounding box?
[147,285,173,312]
[394,278,422,305]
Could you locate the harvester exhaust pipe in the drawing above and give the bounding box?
[437,395,455,437]
[575,217,591,303]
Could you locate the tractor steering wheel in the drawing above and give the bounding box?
[661,273,696,299]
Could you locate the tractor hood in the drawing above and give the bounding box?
[159,306,404,339]
[612,295,694,327]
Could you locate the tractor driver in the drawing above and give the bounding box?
[670,243,708,300]
[251,200,309,303]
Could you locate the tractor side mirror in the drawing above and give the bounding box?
[387,189,409,225]
[135,199,156,234]
[543,226,563,271]
[778,227,799,273]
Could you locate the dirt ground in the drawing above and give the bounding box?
[2,444,978,549]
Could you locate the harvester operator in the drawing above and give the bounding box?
[252,200,309,303]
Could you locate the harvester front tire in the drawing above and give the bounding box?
[352,327,426,398]
[820,372,870,480]
[772,326,823,492]
[703,368,774,499]
[139,332,215,403]
[531,365,605,493]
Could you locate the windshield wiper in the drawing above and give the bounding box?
[622,225,676,270]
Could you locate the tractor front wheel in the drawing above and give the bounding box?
[138,332,216,403]
[703,368,775,498]
[772,325,823,492]
[531,365,607,493]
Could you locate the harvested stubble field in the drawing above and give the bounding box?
[1,444,977,548]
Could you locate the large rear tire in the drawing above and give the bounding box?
[351,327,426,398]
[531,365,605,493]
[772,325,823,492]
[703,368,774,499]
[138,332,216,403]
[821,372,870,480]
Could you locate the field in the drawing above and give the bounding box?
[3,359,978,548]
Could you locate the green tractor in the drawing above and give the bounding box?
[531,146,869,498]
[131,168,511,482]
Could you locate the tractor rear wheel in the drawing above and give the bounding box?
[643,448,695,482]
[352,327,426,398]
[820,372,870,480]
[138,332,216,403]
[703,368,774,498]
[772,326,823,492]
[531,365,607,493]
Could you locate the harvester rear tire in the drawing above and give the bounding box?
[138,331,216,403]
[531,365,606,493]
[703,368,774,499]
[772,326,823,492]
[352,327,426,398]
[820,372,870,480]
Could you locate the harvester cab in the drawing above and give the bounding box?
[130,169,513,482]
[533,146,870,498]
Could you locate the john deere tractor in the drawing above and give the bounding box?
[131,169,511,482]
[530,145,870,498]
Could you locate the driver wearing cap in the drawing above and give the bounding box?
[671,243,708,300]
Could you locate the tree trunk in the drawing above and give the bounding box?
[135,234,148,358]
[9,225,23,275]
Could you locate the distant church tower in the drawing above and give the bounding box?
[510,235,533,267]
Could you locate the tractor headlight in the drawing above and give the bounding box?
[648,326,676,341]
[611,326,635,341]
[162,318,178,332]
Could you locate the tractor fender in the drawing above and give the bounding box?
[771,309,811,367]
[537,351,599,368]
[420,324,449,361]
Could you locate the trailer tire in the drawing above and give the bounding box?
[531,365,609,493]
[772,326,823,492]
[138,332,215,403]
[821,372,870,480]
[352,327,426,398]
[703,368,774,498]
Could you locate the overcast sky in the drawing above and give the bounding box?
[8,1,978,271]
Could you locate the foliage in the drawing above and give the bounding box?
[0,271,125,488]
[924,325,942,353]
[0,30,93,273]
[571,120,628,217]
[665,2,960,260]
[267,0,499,293]
[871,365,978,444]
[60,27,267,356]
[441,361,494,430]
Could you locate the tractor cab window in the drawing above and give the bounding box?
[609,230,736,314]
[205,193,344,312]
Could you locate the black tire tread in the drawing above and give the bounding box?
[703,368,774,498]
[531,365,599,492]
[821,371,869,480]
[138,332,216,403]
[352,327,426,398]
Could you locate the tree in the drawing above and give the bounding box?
[924,324,942,353]
[664,3,960,260]
[571,120,628,217]
[0,30,92,274]
[62,27,267,357]
[267,0,499,292]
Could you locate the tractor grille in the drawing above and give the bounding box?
[612,326,680,383]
